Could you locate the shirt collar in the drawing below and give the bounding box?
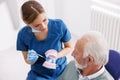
[78,66,105,80]
[87,66,105,79]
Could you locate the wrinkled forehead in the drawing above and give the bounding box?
[75,38,88,53]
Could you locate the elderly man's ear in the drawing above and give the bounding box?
[86,55,94,65]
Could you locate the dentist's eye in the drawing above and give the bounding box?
[43,19,47,22]
[35,24,41,27]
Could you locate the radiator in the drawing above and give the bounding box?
[90,5,120,52]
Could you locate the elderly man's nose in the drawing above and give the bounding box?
[71,51,75,57]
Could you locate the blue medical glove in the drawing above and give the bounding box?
[42,49,58,69]
[27,49,39,63]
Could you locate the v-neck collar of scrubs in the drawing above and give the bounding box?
[32,19,51,42]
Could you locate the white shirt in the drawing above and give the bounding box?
[78,66,105,80]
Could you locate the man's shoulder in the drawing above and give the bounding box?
[92,68,114,80]
[61,60,76,73]
[67,60,75,67]
[101,69,114,80]
[58,60,78,80]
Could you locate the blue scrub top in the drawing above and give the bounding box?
[16,19,71,80]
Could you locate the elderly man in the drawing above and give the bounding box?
[58,31,114,80]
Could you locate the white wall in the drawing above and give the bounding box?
[0,2,17,52]
[55,0,91,36]
[100,0,120,5]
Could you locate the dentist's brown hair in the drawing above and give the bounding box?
[21,0,45,24]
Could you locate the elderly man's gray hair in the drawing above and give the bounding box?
[82,31,109,65]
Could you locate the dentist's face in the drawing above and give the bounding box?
[30,12,48,32]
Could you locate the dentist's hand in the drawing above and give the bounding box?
[27,49,39,63]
